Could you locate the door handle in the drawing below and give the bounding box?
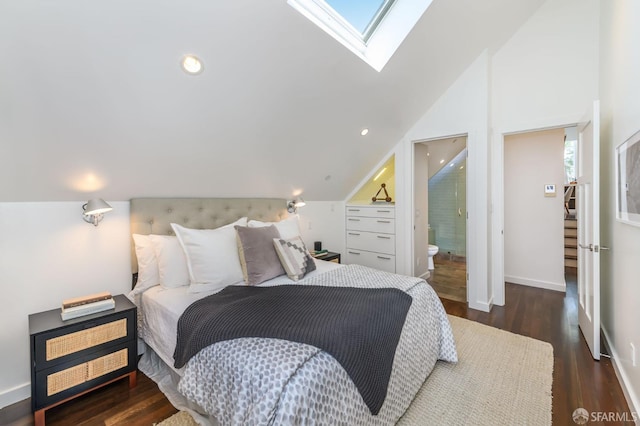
[594,245,610,253]
[458,208,462,217]
[578,243,593,251]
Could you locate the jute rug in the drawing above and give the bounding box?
[158,315,553,425]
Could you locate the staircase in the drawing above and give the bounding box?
[564,218,577,268]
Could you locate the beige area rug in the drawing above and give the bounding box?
[158,316,553,426]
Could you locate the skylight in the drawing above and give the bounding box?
[324,0,395,41]
[288,0,433,72]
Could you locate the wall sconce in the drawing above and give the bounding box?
[287,197,306,214]
[82,198,113,226]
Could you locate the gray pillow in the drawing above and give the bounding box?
[235,225,286,285]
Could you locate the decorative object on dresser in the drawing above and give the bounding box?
[371,183,392,202]
[345,204,395,272]
[60,292,115,321]
[29,294,137,426]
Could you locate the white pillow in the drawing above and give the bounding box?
[148,235,190,289]
[131,234,160,295]
[171,218,247,294]
[248,215,301,240]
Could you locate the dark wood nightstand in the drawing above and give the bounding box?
[313,251,341,263]
[28,294,137,426]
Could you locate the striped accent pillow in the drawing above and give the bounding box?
[273,236,316,281]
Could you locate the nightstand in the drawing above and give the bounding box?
[28,294,137,426]
[313,251,341,263]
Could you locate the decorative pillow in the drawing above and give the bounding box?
[172,217,247,294]
[248,215,301,240]
[148,235,190,289]
[273,236,316,281]
[235,225,285,286]
[131,234,160,295]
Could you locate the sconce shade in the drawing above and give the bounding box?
[84,198,113,215]
[83,198,113,226]
[287,197,306,213]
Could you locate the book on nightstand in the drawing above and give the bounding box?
[61,293,115,321]
[311,250,328,257]
[62,291,113,309]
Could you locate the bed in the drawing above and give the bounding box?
[128,198,457,425]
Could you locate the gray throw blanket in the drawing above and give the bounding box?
[173,284,412,415]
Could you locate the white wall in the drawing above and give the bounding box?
[401,50,491,312]
[0,199,345,408]
[297,201,346,256]
[0,201,132,408]
[491,0,599,132]
[504,129,566,291]
[599,0,640,415]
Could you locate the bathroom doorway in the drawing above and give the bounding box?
[414,136,467,302]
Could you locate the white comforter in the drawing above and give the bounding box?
[171,265,457,425]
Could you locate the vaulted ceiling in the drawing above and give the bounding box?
[0,0,545,202]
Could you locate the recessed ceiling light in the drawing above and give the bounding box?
[439,159,445,164]
[449,163,454,167]
[360,128,369,136]
[181,54,204,75]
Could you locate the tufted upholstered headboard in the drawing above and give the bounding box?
[130,198,288,273]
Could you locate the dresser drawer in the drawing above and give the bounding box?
[346,231,395,255]
[345,249,396,273]
[33,309,135,370]
[345,216,394,234]
[345,206,395,219]
[34,342,136,410]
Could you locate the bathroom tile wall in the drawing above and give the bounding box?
[428,158,466,256]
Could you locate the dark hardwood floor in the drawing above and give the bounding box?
[1,272,630,425]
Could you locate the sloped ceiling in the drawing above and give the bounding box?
[0,0,545,202]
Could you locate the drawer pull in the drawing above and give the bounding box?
[347,209,361,212]
[348,251,361,255]
[377,236,391,239]
[348,232,361,236]
[377,220,391,223]
[348,218,361,221]
[377,210,391,213]
[377,256,392,260]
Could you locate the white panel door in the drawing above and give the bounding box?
[577,100,601,361]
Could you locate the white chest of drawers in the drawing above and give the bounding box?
[345,205,396,273]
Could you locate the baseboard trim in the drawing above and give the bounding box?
[418,270,430,280]
[505,275,566,292]
[601,326,640,421]
[469,297,492,313]
[0,382,29,410]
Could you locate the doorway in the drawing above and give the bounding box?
[502,127,575,292]
[414,136,468,302]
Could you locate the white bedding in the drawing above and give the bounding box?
[135,260,456,426]
[138,259,343,374]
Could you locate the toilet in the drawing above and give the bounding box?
[427,244,439,270]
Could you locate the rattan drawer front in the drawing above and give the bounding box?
[47,363,87,396]
[87,349,128,380]
[45,318,127,361]
[45,348,129,396]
